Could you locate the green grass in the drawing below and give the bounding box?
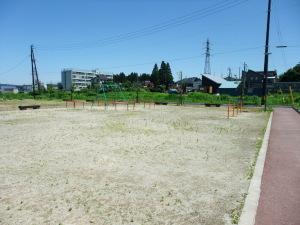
[230,193,247,224]
[1,90,299,107]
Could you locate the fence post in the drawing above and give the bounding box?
[227,104,230,119]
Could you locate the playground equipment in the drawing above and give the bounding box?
[227,101,242,119]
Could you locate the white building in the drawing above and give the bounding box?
[61,69,97,91]
[61,69,113,91]
[0,84,19,93]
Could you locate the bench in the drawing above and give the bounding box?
[155,102,168,105]
[18,105,40,110]
[204,103,221,107]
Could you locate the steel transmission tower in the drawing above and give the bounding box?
[204,39,211,74]
[30,45,41,97]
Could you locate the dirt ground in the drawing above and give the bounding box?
[0,99,66,111]
[0,104,268,225]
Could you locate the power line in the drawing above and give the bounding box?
[273,0,288,68]
[0,55,29,77]
[102,55,204,70]
[213,46,264,55]
[36,0,249,51]
[0,44,284,77]
[100,46,265,70]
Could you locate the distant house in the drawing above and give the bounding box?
[91,74,113,86]
[18,84,33,93]
[224,75,241,82]
[241,70,277,95]
[270,82,300,92]
[0,84,19,93]
[201,74,240,96]
[176,77,202,92]
[47,83,60,90]
[142,80,153,88]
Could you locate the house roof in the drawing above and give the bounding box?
[202,74,224,84]
[202,74,240,89]
[220,81,240,89]
[246,70,277,77]
[176,77,201,84]
[0,84,18,88]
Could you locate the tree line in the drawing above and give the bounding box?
[113,61,174,88]
[279,63,300,82]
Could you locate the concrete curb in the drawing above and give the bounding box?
[238,112,273,225]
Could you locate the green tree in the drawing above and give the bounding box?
[139,73,151,83]
[159,61,167,87]
[151,64,160,86]
[113,72,126,83]
[279,63,300,82]
[127,72,139,83]
[165,63,173,89]
[158,61,173,89]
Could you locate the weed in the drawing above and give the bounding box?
[230,193,247,224]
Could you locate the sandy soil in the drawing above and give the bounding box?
[0,105,268,225]
[0,99,66,111]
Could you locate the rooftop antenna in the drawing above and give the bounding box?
[204,39,211,74]
[228,67,232,78]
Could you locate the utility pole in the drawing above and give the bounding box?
[179,71,183,105]
[241,62,247,107]
[136,73,139,103]
[243,62,248,72]
[30,45,36,98]
[204,39,211,74]
[262,0,272,111]
[30,45,41,98]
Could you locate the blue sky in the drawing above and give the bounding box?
[0,0,299,85]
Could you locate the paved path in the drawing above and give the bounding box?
[255,108,300,225]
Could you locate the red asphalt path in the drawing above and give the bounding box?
[255,108,300,225]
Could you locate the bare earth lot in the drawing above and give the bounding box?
[0,105,268,225]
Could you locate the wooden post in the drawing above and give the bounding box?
[232,103,235,117]
[82,102,85,108]
[114,102,116,110]
[73,101,75,109]
[227,104,230,119]
[144,102,145,108]
[65,101,67,108]
[289,86,295,106]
